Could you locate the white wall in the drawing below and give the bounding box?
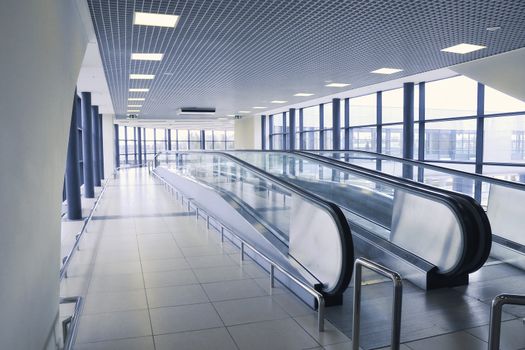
[102,115,116,175]
[0,1,87,349]
[234,116,262,149]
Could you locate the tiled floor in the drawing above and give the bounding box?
[60,168,352,350]
[60,167,525,350]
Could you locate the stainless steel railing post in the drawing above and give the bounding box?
[488,294,525,350]
[352,258,403,350]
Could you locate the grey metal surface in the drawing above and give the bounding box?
[487,184,525,247]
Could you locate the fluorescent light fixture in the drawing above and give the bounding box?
[441,43,486,54]
[131,53,164,61]
[133,12,180,28]
[226,114,236,117]
[129,88,149,92]
[294,92,314,97]
[252,106,267,109]
[270,100,287,104]
[129,74,155,79]
[238,110,251,113]
[128,97,145,101]
[325,83,350,88]
[127,109,140,113]
[371,68,403,75]
[127,104,142,108]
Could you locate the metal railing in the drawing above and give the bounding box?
[60,178,110,280]
[113,162,149,179]
[152,170,326,332]
[488,293,525,350]
[352,258,403,350]
[59,296,83,350]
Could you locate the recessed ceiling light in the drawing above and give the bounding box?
[486,26,501,32]
[238,110,251,113]
[128,97,145,101]
[371,68,403,75]
[441,43,486,54]
[127,104,142,108]
[127,109,140,113]
[226,114,236,117]
[129,88,149,92]
[129,74,155,79]
[271,100,287,104]
[294,93,314,97]
[325,83,350,88]
[133,12,180,28]
[252,106,267,109]
[131,53,164,61]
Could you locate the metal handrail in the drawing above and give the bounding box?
[488,294,525,350]
[352,258,403,350]
[113,162,149,178]
[59,296,83,350]
[152,170,326,332]
[60,178,110,280]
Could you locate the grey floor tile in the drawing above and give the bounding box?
[154,327,238,350]
[272,292,315,317]
[186,254,240,269]
[88,273,145,293]
[77,309,152,343]
[202,279,268,302]
[141,257,190,272]
[147,284,209,308]
[143,269,198,288]
[228,318,319,350]
[213,296,289,326]
[150,303,224,334]
[193,265,252,284]
[76,336,155,350]
[294,314,350,346]
[83,289,148,314]
[91,261,143,276]
[466,318,525,350]
[406,331,487,350]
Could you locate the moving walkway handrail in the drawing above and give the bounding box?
[352,258,403,350]
[59,296,83,350]
[488,293,525,350]
[152,170,327,331]
[315,149,525,192]
[60,177,110,280]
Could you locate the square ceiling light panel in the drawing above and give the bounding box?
[371,68,403,74]
[294,93,314,97]
[325,83,350,88]
[130,74,155,79]
[129,88,149,92]
[133,12,180,28]
[131,53,164,61]
[441,43,486,54]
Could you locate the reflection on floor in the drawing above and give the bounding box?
[60,167,525,350]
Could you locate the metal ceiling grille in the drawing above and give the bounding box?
[87,0,525,120]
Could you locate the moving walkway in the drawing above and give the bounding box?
[311,150,525,271]
[152,151,353,306]
[227,150,492,290]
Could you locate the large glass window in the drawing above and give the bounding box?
[425,119,476,161]
[350,127,376,151]
[425,76,478,119]
[178,130,189,150]
[485,86,525,114]
[350,94,376,126]
[302,106,320,150]
[382,125,403,156]
[484,115,525,163]
[382,88,403,124]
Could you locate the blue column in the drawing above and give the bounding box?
[137,127,143,164]
[261,115,266,150]
[200,130,205,150]
[418,82,426,182]
[332,98,341,150]
[268,115,274,150]
[167,129,172,150]
[81,92,94,198]
[288,109,296,150]
[319,104,324,150]
[99,113,104,179]
[376,91,383,171]
[474,83,485,202]
[344,98,350,150]
[92,106,101,187]
[65,93,82,220]
[114,124,120,168]
[298,108,304,150]
[282,112,287,150]
[402,83,415,179]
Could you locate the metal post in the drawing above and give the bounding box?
[418,82,425,182]
[99,113,104,179]
[333,98,341,150]
[270,265,275,289]
[344,98,350,150]
[352,258,403,350]
[288,108,296,150]
[196,207,199,220]
[137,127,142,165]
[65,93,82,220]
[92,106,101,186]
[206,215,210,229]
[221,226,224,243]
[261,115,266,150]
[299,108,304,150]
[81,92,95,198]
[240,242,244,262]
[475,83,485,203]
[319,103,324,150]
[376,91,383,171]
[488,294,525,350]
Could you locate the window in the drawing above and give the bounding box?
[425,119,476,161]
[425,76,478,119]
[485,86,525,114]
[350,127,376,152]
[382,125,403,156]
[350,94,376,126]
[382,88,403,124]
[484,115,525,163]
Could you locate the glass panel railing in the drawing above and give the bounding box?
[228,151,491,278]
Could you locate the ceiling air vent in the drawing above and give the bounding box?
[177,107,216,115]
